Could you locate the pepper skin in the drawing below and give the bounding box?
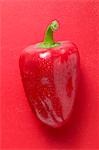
[19,20,80,128]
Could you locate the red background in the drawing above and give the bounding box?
[1,0,99,149]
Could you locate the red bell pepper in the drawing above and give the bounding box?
[19,20,80,128]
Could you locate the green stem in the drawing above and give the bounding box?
[38,20,61,48]
[44,20,58,45]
